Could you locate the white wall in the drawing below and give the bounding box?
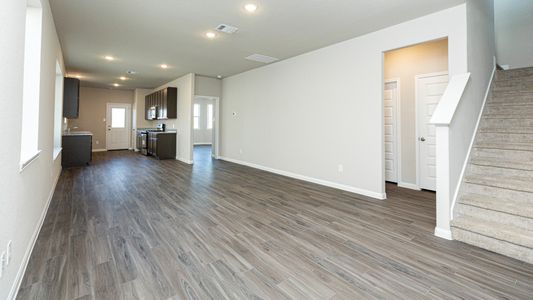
[193,97,214,145]
[0,0,65,298]
[495,0,533,69]
[449,0,495,209]
[195,75,222,98]
[221,5,467,199]
[153,73,195,163]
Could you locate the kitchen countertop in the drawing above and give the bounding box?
[63,131,93,136]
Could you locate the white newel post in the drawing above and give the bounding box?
[434,125,452,240]
[430,73,470,241]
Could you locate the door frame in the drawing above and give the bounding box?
[384,78,402,185]
[105,102,132,150]
[191,95,220,162]
[414,71,448,190]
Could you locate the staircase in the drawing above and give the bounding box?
[452,67,533,264]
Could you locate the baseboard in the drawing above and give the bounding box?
[450,59,497,221]
[175,157,193,165]
[434,227,452,240]
[397,182,421,191]
[219,156,386,200]
[92,149,107,152]
[8,168,62,300]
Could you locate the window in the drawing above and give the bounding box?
[20,0,43,170]
[207,104,213,129]
[53,61,63,159]
[193,103,200,129]
[111,108,126,128]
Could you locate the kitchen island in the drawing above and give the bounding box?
[62,131,92,167]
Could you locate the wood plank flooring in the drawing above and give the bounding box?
[17,146,533,299]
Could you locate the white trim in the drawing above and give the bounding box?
[450,58,496,221]
[415,71,448,190]
[397,182,421,191]
[434,227,452,240]
[92,148,107,152]
[220,156,386,200]
[19,149,42,172]
[8,167,61,300]
[52,147,62,160]
[384,78,401,184]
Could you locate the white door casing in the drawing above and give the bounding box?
[106,103,131,150]
[384,80,399,183]
[416,72,448,191]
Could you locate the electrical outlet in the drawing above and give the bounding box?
[96,140,100,145]
[6,240,12,265]
[338,164,344,173]
[239,149,243,154]
[0,251,6,278]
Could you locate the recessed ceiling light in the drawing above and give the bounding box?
[217,75,222,79]
[119,76,127,81]
[244,3,258,13]
[160,64,169,69]
[104,56,115,61]
[205,31,216,39]
[112,83,120,87]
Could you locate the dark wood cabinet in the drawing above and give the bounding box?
[144,87,177,120]
[63,77,80,118]
[147,132,176,159]
[62,134,92,167]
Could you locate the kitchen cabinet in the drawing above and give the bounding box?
[63,77,80,118]
[147,132,176,159]
[144,87,177,120]
[62,133,92,167]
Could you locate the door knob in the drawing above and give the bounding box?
[420,137,426,142]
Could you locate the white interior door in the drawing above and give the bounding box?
[416,73,448,191]
[384,81,398,183]
[106,103,131,150]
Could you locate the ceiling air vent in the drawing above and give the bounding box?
[216,24,239,34]
[245,54,279,64]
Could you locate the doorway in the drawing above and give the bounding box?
[383,38,449,193]
[106,103,131,150]
[192,96,220,163]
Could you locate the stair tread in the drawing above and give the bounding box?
[474,142,533,152]
[470,156,533,171]
[459,193,533,219]
[464,171,533,193]
[452,216,533,249]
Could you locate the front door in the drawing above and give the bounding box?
[416,72,448,191]
[106,103,131,150]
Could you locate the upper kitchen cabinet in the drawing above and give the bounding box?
[144,87,177,120]
[63,77,80,118]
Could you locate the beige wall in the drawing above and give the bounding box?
[384,38,448,185]
[68,87,134,150]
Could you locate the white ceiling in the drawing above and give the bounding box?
[50,0,465,89]
[495,0,533,70]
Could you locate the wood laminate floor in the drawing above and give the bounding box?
[17,146,533,299]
